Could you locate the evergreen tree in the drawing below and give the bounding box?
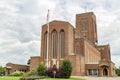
[61,59,72,78]
[37,62,46,76]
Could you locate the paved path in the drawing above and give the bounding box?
[72,76,120,80]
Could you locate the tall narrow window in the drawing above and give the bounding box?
[44,32,47,59]
[60,30,65,58]
[81,20,88,32]
[52,30,58,59]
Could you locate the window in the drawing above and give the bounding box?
[88,69,98,76]
[44,32,47,59]
[81,20,88,32]
[88,69,92,76]
[60,30,65,58]
[93,69,98,76]
[52,30,58,59]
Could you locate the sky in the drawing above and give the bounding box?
[0,0,120,68]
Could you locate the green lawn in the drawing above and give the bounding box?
[0,76,20,80]
[0,76,85,80]
[41,78,85,80]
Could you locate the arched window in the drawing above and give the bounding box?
[44,32,47,59]
[52,30,58,59]
[60,30,65,58]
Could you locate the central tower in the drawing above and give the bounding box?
[75,12,98,45]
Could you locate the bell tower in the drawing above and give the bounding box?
[75,12,98,45]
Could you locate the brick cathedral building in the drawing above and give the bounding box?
[30,12,116,76]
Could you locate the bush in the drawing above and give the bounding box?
[10,71,25,76]
[37,62,46,76]
[23,70,37,77]
[46,59,72,78]
[45,68,53,77]
[19,76,45,80]
[46,65,64,78]
[0,66,5,76]
[115,68,120,76]
[61,59,72,78]
[20,70,45,80]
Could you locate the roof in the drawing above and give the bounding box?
[76,12,94,16]
[42,20,74,28]
[6,62,29,67]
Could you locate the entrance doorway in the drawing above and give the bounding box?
[103,68,108,76]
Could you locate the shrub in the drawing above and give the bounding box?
[20,70,45,80]
[56,68,64,78]
[45,68,53,77]
[115,68,120,76]
[19,76,45,80]
[10,71,25,76]
[23,70,37,77]
[46,65,64,78]
[46,59,72,78]
[61,59,72,78]
[37,62,46,76]
[0,66,5,76]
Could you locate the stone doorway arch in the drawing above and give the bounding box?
[103,68,108,76]
[99,65,109,76]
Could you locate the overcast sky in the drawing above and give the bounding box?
[0,0,120,68]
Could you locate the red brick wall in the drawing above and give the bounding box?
[96,45,111,60]
[76,12,98,45]
[41,20,74,68]
[5,63,29,75]
[30,56,43,71]
[84,40,101,63]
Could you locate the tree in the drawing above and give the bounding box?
[0,66,5,76]
[37,62,46,76]
[115,67,120,76]
[61,59,72,78]
[27,59,30,65]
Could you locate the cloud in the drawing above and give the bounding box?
[0,0,120,68]
[0,0,40,66]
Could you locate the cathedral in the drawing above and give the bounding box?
[30,12,116,76]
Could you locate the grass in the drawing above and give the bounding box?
[0,76,85,80]
[0,76,20,80]
[41,78,85,80]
